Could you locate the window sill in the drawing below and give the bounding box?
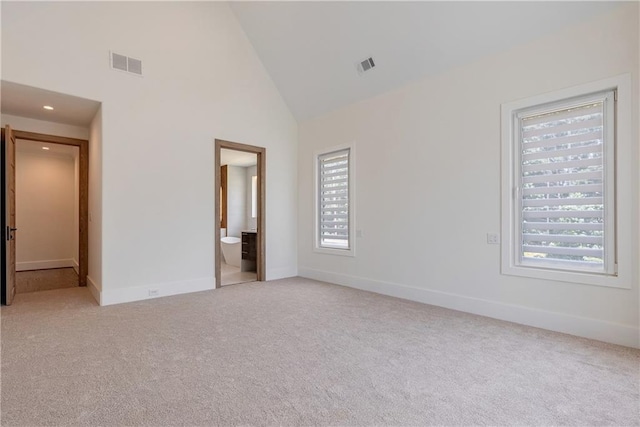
[314,246,355,257]
[501,264,628,289]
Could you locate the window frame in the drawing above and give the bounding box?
[501,75,630,288]
[314,143,356,257]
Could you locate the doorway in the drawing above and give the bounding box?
[214,139,265,288]
[1,127,89,305]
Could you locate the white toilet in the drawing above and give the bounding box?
[220,236,241,267]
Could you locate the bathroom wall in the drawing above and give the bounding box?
[245,165,257,230]
[226,165,247,237]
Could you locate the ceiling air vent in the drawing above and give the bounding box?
[110,51,143,76]
[356,56,376,75]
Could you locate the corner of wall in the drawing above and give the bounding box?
[88,105,103,294]
[87,275,101,305]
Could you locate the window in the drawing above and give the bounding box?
[315,144,355,256]
[501,78,626,287]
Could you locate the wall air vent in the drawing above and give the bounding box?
[356,56,376,75]
[110,51,143,76]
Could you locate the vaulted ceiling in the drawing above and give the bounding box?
[230,1,621,121]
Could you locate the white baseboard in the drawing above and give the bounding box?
[17,259,75,271]
[99,276,215,306]
[299,267,640,349]
[87,275,101,305]
[267,265,298,281]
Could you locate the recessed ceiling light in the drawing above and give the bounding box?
[43,105,54,110]
[42,147,50,151]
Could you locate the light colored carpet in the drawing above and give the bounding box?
[15,267,79,294]
[1,277,638,426]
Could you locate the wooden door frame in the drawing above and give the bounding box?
[215,139,265,289]
[9,130,89,287]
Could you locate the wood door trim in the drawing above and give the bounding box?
[12,130,89,287]
[13,131,87,147]
[215,139,266,289]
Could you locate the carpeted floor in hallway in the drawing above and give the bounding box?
[1,277,638,426]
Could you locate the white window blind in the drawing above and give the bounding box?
[318,148,350,250]
[517,90,615,274]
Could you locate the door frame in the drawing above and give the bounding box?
[214,139,265,288]
[9,130,89,287]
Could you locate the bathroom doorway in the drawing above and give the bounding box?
[214,139,265,288]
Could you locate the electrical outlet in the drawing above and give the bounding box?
[148,289,159,297]
[487,233,499,245]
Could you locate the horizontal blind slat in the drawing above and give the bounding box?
[522,183,602,196]
[522,234,603,244]
[522,210,603,219]
[522,117,602,139]
[321,167,347,174]
[321,178,348,185]
[320,159,348,167]
[523,244,603,257]
[321,236,349,241]
[522,157,602,173]
[322,171,348,179]
[522,103,601,126]
[522,197,603,207]
[523,130,602,150]
[523,144,602,162]
[522,171,602,184]
[523,222,603,231]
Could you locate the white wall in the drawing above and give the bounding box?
[88,107,102,298]
[226,165,246,238]
[2,2,298,304]
[246,165,258,230]
[15,148,76,271]
[298,4,639,347]
[1,114,89,140]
